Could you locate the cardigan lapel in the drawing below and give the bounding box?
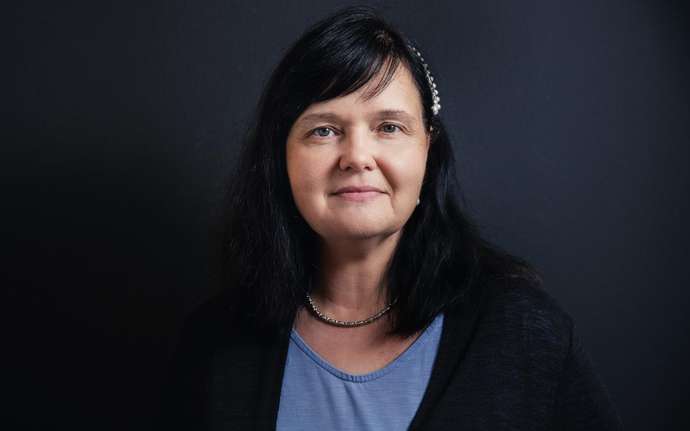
[254,326,291,431]
[407,282,487,430]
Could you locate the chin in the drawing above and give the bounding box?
[320,222,401,241]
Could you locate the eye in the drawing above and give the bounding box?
[379,123,402,134]
[310,126,337,138]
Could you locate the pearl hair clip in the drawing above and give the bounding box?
[408,44,441,116]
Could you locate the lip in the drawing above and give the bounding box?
[333,191,383,202]
[333,185,384,194]
[332,185,385,203]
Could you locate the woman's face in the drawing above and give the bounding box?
[286,65,430,243]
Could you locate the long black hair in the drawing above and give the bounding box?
[218,5,541,337]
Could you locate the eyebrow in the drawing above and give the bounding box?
[297,109,418,126]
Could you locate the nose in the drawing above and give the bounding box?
[338,128,377,172]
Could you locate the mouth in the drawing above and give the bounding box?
[333,191,383,202]
[334,185,384,193]
[332,186,386,203]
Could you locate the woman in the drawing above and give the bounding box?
[165,6,623,430]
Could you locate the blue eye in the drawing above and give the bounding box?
[311,127,336,138]
[380,123,402,134]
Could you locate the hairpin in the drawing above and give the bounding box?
[408,44,441,116]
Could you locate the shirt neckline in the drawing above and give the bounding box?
[289,312,445,382]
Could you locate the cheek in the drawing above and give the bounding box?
[384,147,428,194]
[286,147,330,203]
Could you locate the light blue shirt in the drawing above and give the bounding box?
[276,313,444,430]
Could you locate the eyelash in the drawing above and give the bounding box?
[310,123,403,138]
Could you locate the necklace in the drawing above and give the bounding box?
[305,293,398,327]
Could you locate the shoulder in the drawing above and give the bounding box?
[472,276,575,357]
[179,293,240,337]
[486,276,573,326]
[173,292,265,358]
[163,293,282,427]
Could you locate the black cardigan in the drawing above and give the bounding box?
[163,277,623,430]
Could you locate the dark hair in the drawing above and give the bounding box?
[218,5,541,337]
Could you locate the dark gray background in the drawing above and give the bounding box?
[6,0,689,429]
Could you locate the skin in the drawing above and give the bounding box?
[285,64,431,374]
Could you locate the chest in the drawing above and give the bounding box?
[275,328,441,430]
[295,329,421,375]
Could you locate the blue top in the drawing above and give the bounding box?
[276,313,445,431]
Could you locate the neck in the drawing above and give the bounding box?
[311,231,401,321]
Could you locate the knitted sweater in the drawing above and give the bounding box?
[163,277,623,430]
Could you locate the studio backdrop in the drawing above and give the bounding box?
[7,0,689,429]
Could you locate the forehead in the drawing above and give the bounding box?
[296,64,424,123]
